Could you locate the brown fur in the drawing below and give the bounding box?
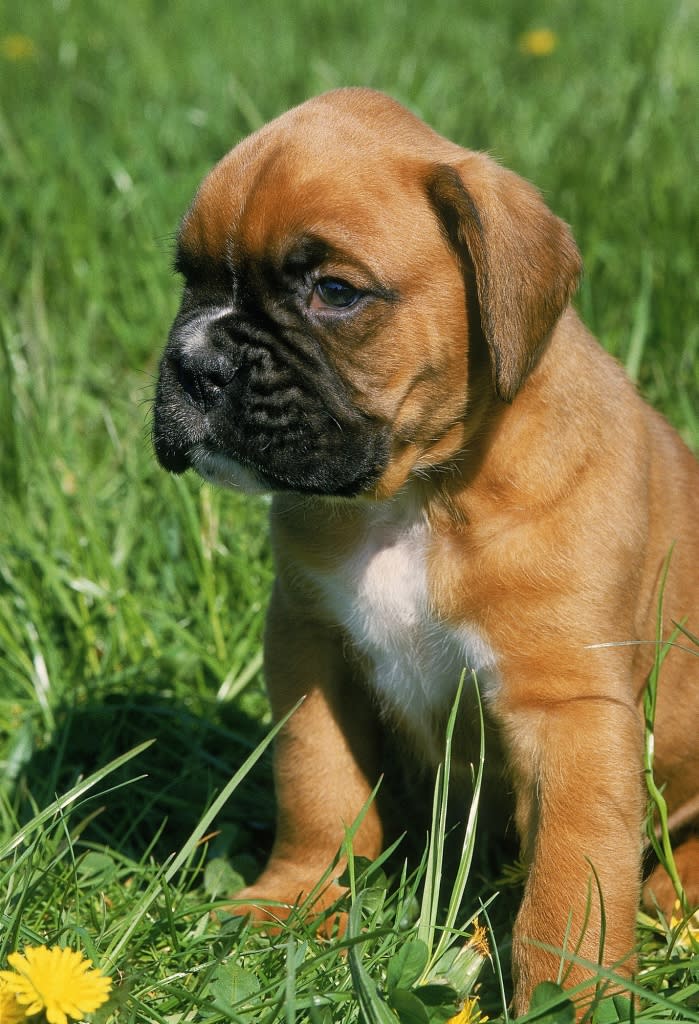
[174,89,699,1012]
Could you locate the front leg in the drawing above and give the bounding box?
[235,582,383,925]
[503,694,643,1014]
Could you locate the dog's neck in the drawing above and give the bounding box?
[276,483,501,762]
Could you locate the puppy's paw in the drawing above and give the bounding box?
[228,875,348,937]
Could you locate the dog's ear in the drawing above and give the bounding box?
[426,156,581,401]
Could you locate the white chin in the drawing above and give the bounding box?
[190,447,271,495]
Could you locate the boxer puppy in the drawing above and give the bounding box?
[153,88,699,1012]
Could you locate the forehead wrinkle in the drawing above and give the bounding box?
[238,158,435,275]
[179,128,283,260]
[179,112,445,275]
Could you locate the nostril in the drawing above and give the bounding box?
[175,351,237,412]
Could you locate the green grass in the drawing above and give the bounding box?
[1,0,698,1020]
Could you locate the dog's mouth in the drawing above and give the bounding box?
[189,448,274,493]
[152,312,390,498]
[186,444,385,498]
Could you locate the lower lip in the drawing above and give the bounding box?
[191,447,271,494]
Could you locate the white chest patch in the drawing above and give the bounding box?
[313,495,500,759]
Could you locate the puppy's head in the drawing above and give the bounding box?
[153,88,581,498]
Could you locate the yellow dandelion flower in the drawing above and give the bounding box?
[0,946,112,1024]
[669,899,699,951]
[0,978,25,1024]
[447,996,489,1024]
[518,29,558,57]
[467,921,490,961]
[0,34,37,61]
[426,920,491,1001]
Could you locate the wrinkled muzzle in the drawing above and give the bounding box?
[152,307,390,496]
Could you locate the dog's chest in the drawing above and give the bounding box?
[314,501,499,757]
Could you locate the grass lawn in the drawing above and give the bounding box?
[1,0,698,1020]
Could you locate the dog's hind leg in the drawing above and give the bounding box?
[643,835,699,916]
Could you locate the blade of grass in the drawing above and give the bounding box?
[0,740,155,859]
[347,892,400,1024]
[643,546,688,912]
[416,673,465,957]
[106,699,301,961]
[431,671,486,968]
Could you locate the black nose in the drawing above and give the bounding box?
[174,349,238,412]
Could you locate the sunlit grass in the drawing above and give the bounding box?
[1,0,697,1019]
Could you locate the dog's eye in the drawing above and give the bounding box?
[312,278,362,309]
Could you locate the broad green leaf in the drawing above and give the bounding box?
[210,962,260,1011]
[414,983,460,1016]
[389,988,429,1023]
[204,856,244,898]
[387,939,429,995]
[528,981,575,1024]
[592,994,633,1024]
[338,856,388,893]
[76,851,117,883]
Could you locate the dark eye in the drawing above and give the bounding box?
[313,278,362,309]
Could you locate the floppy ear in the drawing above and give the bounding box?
[426,155,582,401]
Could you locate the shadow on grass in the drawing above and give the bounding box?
[15,685,275,881]
[14,687,518,1010]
